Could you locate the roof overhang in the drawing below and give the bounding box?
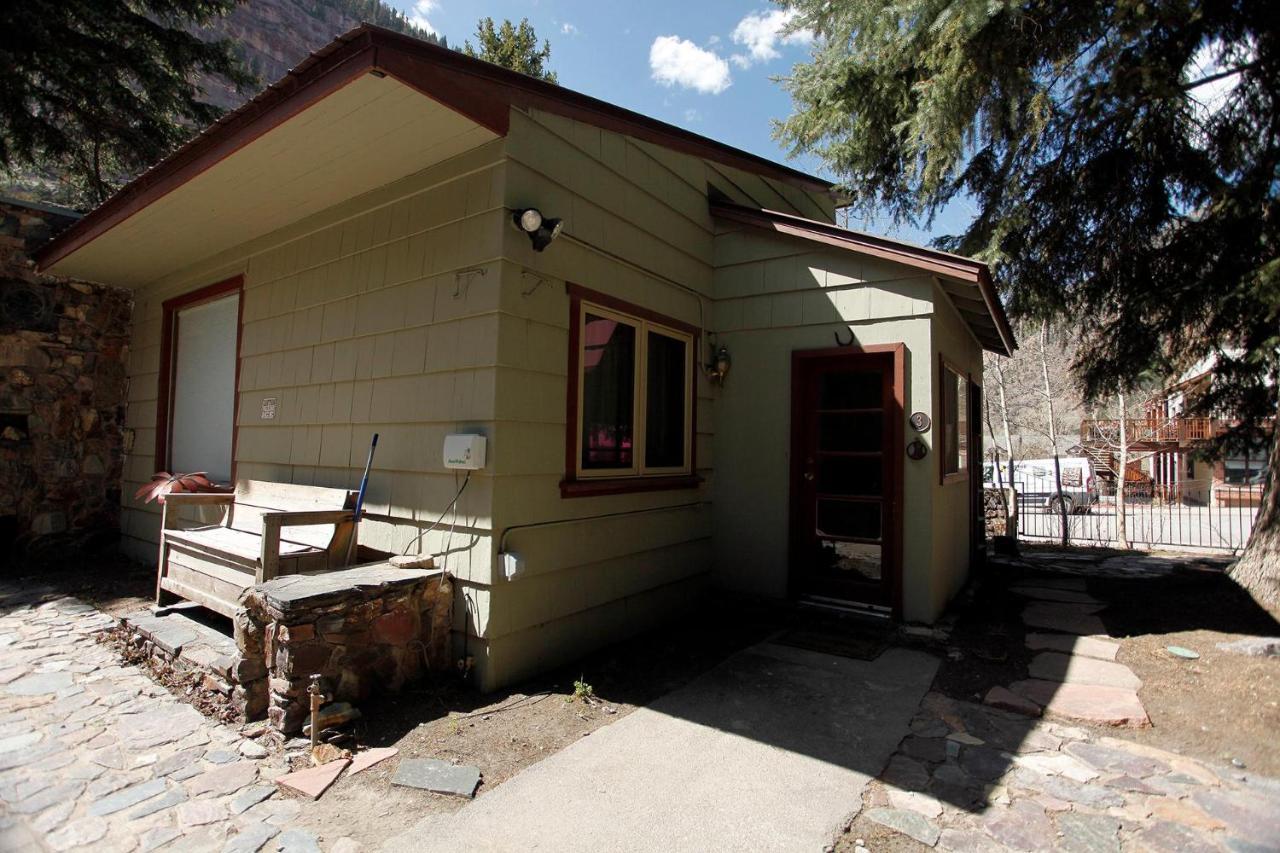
[37,25,832,284]
[711,201,1017,355]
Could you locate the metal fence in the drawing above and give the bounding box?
[1012,479,1259,552]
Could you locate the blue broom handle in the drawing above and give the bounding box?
[353,433,378,521]
[346,433,378,565]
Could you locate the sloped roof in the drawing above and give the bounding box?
[36,24,831,273]
[712,200,1017,355]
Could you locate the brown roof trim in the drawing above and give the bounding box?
[712,200,1017,355]
[36,29,378,271]
[37,25,831,272]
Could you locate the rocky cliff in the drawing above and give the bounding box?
[198,0,444,110]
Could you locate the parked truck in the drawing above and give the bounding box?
[983,456,1100,515]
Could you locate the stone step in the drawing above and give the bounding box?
[1022,603,1108,636]
[1008,679,1150,728]
[1010,585,1103,605]
[1028,652,1142,690]
[1025,633,1120,661]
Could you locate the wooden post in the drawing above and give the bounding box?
[259,515,283,583]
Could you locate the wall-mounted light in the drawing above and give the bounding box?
[705,342,731,386]
[512,208,563,252]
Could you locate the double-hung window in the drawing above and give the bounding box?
[565,287,696,494]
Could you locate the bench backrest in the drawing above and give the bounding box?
[226,480,356,550]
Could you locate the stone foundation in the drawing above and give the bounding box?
[122,564,453,733]
[237,565,453,732]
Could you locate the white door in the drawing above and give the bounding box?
[169,294,238,483]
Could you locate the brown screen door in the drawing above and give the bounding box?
[791,347,902,612]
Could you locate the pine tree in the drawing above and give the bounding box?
[461,17,557,83]
[776,0,1279,613]
[0,0,253,208]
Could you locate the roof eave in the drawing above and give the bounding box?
[712,200,1018,356]
[37,24,833,274]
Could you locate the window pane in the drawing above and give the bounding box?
[645,331,687,469]
[820,371,881,409]
[943,368,966,475]
[816,499,881,540]
[581,314,635,470]
[819,412,882,452]
[818,541,882,581]
[171,294,238,483]
[817,455,882,496]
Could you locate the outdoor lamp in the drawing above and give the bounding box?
[706,343,731,386]
[513,208,564,252]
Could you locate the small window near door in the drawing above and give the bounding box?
[940,361,968,481]
[565,286,697,495]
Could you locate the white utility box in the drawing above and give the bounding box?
[443,434,487,470]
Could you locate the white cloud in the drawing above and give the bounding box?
[561,22,579,36]
[730,8,813,67]
[408,0,438,35]
[649,36,732,94]
[683,108,701,123]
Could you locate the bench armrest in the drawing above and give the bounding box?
[257,510,356,583]
[260,510,355,526]
[161,492,234,531]
[162,492,236,505]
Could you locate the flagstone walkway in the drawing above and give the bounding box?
[851,567,1280,851]
[0,585,335,853]
[988,578,1151,727]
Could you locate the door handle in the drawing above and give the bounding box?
[804,472,815,481]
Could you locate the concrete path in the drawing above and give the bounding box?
[385,643,939,853]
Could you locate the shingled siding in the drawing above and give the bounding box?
[119,141,507,620]
[463,108,838,688]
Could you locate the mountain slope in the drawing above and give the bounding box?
[2,0,443,207]
[198,0,445,110]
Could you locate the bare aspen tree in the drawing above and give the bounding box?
[1037,321,1070,546]
[985,350,1021,535]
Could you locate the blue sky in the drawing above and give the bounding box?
[389,0,975,246]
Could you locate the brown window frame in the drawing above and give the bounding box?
[938,355,970,484]
[562,283,701,498]
[155,275,245,480]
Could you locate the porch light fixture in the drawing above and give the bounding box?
[512,208,563,252]
[705,342,731,386]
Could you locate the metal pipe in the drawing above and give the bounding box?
[497,501,704,555]
[308,675,323,753]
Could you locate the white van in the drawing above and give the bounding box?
[983,456,1099,514]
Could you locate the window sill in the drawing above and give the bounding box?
[560,474,702,498]
[941,471,969,485]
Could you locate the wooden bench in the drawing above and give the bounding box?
[157,480,358,618]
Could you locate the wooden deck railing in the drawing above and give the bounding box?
[1080,417,1215,444]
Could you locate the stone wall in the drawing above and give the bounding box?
[984,487,1012,538]
[236,566,454,732]
[0,196,132,557]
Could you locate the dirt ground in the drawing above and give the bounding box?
[932,545,1280,777]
